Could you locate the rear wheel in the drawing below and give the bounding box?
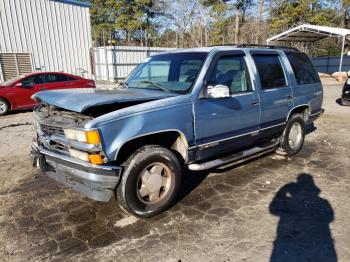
[277,113,305,157]
[0,98,10,116]
[116,145,182,218]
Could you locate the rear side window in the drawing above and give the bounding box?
[253,55,287,90]
[286,52,320,85]
[46,74,76,83]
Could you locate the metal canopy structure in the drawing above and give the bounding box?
[266,24,350,73]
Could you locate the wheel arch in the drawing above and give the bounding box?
[287,104,310,122]
[115,130,189,165]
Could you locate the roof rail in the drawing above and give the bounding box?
[208,43,299,51]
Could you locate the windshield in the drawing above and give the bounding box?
[125,52,207,94]
[0,75,24,86]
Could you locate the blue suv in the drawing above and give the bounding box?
[31,45,324,217]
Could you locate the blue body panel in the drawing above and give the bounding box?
[246,50,294,137]
[85,95,194,161]
[35,47,324,164]
[34,88,178,113]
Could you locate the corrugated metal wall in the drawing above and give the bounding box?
[0,0,92,82]
[93,46,176,82]
[312,56,350,74]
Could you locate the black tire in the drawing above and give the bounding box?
[0,98,10,116]
[278,113,306,157]
[116,145,182,218]
[341,98,350,106]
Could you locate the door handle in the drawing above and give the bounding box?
[39,87,46,90]
[251,99,259,106]
[287,95,293,100]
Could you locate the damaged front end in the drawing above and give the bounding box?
[31,104,122,202]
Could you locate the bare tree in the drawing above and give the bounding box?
[164,0,200,47]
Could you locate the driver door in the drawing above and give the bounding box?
[194,51,261,161]
[9,74,46,109]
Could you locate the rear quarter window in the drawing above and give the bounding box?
[253,54,287,90]
[286,52,320,85]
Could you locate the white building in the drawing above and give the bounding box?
[0,0,92,82]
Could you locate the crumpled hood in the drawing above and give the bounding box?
[33,88,178,113]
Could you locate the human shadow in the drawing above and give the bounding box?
[269,174,337,262]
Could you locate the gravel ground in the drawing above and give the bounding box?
[0,78,349,261]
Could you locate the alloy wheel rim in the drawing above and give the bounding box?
[136,162,172,204]
[288,122,302,150]
[0,102,6,113]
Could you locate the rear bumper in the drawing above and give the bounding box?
[308,108,324,123]
[30,140,122,202]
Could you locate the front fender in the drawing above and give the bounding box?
[92,102,195,162]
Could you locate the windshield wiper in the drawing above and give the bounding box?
[118,81,128,89]
[140,80,170,93]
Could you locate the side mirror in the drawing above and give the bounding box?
[19,81,33,88]
[206,84,231,99]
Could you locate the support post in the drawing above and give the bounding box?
[339,35,345,73]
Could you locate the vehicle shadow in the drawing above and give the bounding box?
[176,151,276,204]
[305,122,317,135]
[177,124,317,204]
[269,173,337,262]
[0,109,33,119]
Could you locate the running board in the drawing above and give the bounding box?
[188,140,279,171]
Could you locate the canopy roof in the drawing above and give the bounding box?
[266,24,350,43]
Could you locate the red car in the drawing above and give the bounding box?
[0,72,95,115]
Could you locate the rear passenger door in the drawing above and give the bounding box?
[250,51,293,138]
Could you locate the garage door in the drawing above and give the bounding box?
[0,53,33,82]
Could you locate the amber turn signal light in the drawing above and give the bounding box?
[86,130,101,144]
[88,154,104,165]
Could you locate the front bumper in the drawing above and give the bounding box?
[31,140,122,202]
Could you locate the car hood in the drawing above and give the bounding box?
[33,88,179,113]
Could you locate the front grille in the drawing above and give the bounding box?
[40,124,65,137]
[50,141,70,154]
[38,124,70,154]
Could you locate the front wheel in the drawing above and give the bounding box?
[116,145,182,218]
[0,98,10,116]
[277,113,306,157]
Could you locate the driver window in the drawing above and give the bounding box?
[208,55,252,94]
[21,75,45,86]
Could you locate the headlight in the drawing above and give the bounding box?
[64,129,101,144]
[69,148,104,165]
[69,148,89,162]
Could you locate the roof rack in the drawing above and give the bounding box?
[208,43,299,51]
